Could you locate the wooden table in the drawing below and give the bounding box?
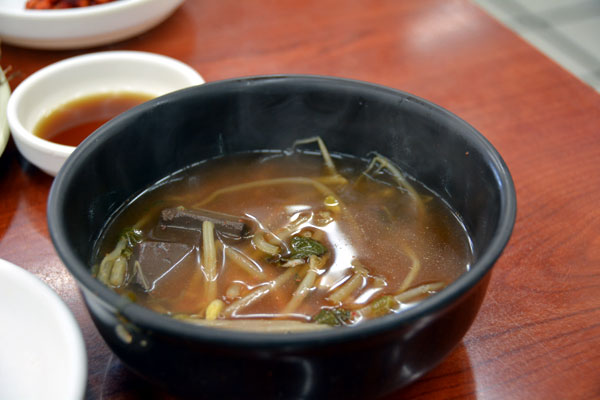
[2,0,599,398]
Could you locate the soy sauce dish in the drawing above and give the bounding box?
[7,50,203,176]
[47,75,516,399]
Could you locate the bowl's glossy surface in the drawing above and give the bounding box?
[48,75,516,399]
[7,50,203,176]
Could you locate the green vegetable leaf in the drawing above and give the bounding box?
[312,308,351,326]
[368,295,398,318]
[121,227,144,247]
[290,236,327,259]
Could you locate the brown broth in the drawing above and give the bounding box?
[34,92,153,147]
[95,152,473,326]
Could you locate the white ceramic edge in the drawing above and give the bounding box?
[7,50,204,176]
[0,258,87,400]
[0,68,10,157]
[0,0,184,49]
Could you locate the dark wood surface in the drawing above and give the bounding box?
[2,0,599,398]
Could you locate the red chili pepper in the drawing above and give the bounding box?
[25,0,117,10]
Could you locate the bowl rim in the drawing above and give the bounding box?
[48,74,516,347]
[6,50,204,173]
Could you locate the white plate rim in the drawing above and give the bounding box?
[0,258,87,400]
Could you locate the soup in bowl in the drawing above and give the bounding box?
[48,75,516,399]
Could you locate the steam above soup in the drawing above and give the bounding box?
[94,138,472,332]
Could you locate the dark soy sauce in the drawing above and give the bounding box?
[34,91,153,147]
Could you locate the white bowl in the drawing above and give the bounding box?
[0,67,10,158]
[7,50,204,176]
[0,0,184,50]
[0,258,86,400]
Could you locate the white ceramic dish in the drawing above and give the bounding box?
[0,0,184,50]
[0,258,87,400]
[7,50,204,176]
[0,67,10,157]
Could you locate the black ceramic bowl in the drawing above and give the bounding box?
[48,75,516,399]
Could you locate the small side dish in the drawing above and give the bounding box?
[7,50,203,175]
[0,0,185,50]
[26,0,117,9]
